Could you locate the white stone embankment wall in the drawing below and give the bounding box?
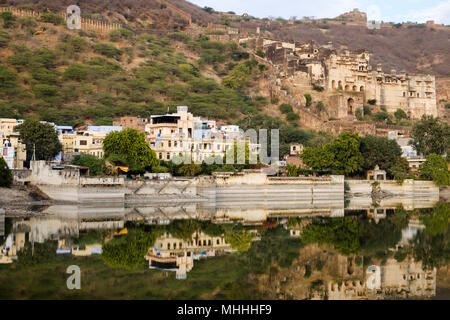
[347,179,439,196]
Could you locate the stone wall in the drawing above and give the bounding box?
[347,179,439,196]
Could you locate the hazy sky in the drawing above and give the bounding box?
[188,0,450,24]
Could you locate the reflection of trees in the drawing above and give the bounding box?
[102,229,162,269]
[419,203,450,236]
[411,228,450,271]
[301,208,411,259]
[301,217,362,255]
[166,219,200,241]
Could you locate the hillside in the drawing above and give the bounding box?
[0,11,319,156]
[4,1,449,78]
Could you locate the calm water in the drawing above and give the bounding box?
[1,200,449,300]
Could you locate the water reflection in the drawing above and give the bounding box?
[0,199,448,300]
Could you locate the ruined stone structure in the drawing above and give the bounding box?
[244,38,438,120]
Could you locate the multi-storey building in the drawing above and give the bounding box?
[244,38,438,120]
[112,116,149,132]
[146,106,260,163]
[59,126,122,159]
[0,118,26,169]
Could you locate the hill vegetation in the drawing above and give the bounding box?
[0,11,319,156]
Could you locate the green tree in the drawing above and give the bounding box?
[301,144,334,171]
[223,63,252,89]
[103,128,159,172]
[410,115,450,156]
[329,132,363,175]
[388,157,410,183]
[394,108,408,121]
[359,135,402,172]
[0,157,12,187]
[14,119,62,163]
[72,154,106,176]
[419,153,450,186]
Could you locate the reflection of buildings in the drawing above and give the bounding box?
[145,230,233,280]
[285,213,437,300]
[57,239,103,256]
[0,232,25,264]
[327,259,436,300]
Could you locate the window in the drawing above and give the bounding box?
[80,140,87,146]
[159,153,162,160]
[166,153,170,160]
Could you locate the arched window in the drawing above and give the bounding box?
[360,86,364,92]
[352,85,357,91]
[331,80,336,89]
[345,84,350,91]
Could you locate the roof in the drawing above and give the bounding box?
[151,115,180,119]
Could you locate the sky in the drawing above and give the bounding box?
[188,0,450,24]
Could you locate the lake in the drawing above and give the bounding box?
[0,199,449,300]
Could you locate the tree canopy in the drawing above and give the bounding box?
[14,119,62,163]
[103,128,159,173]
[419,153,450,186]
[410,115,450,156]
[301,131,363,174]
[359,135,402,172]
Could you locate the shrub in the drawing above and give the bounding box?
[93,43,122,60]
[0,11,15,28]
[368,99,377,105]
[286,111,299,121]
[255,50,265,58]
[363,105,372,115]
[0,30,10,47]
[304,93,312,106]
[40,13,64,25]
[316,101,325,112]
[312,83,324,92]
[373,111,393,123]
[355,107,363,120]
[394,108,408,121]
[279,103,293,114]
[63,64,87,81]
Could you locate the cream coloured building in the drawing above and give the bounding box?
[246,39,438,120]
[146,106,260,163]
[145,230,232,279]
[0,118,27,169]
